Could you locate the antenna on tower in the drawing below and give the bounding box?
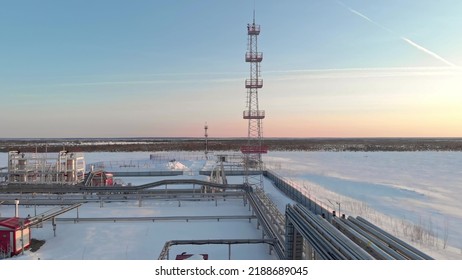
[253,0,256,24]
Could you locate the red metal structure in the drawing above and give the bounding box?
[175,252,209,260]
[89,170,114,186]
[242,11,267,189]
[0,217,31,257]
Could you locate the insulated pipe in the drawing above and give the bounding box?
[15,198,19,217]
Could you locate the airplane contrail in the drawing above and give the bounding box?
[345,6,394,34]
[336,1,458,67]
[400,37,458,67]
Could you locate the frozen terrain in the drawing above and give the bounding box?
[265,151,462,258]
[1,151,462,259]
[2,200,276,260]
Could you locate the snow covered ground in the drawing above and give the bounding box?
[265,151,462,259]
[1,200,275,260]
[1,151,462,259]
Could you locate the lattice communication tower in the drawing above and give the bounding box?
[241,13,268,189]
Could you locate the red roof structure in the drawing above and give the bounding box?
[0,217,31,257]
[0,217,30,230]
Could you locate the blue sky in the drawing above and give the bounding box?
[1,0,461,138]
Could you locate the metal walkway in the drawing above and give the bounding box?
[246,188,286,259]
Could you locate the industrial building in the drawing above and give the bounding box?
[0,217,31,258]
[7,151,85,184]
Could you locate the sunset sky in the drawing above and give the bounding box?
[1,0,461,138]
